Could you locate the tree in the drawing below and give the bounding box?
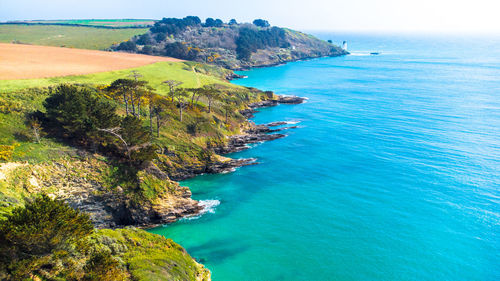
[83,251,128,281]
[107,79,134,115]
[120,116,156,163]
[0,195,94,279]
[26,116,42,143]
[221,94,239,124]
[185,87,204,108]
[253,19,270,27]
[128,71,146,116]
[44,84,120,145]
[174,89,190,122]
[107,78,148,116]
[163,42,199,60]
[136,33,153,45]
[153,97,170,137]
[99,116,156,163]
[116,40,137,52]
[162,80,183,102]
[229,19,238,25]
[201,85,221,113]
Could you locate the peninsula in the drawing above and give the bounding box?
[0,17,343,280]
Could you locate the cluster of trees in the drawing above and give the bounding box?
[236,26,290,60]
[150,16,202,35]
[115,40,137,52]
[253,19,270,27]
[41,84,155,165]
[0,195,128,280]
[32,72,246,165]
[163,42,200,60]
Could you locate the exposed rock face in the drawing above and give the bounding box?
[1,94,306,229]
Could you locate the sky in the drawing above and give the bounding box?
[1,0,500,33]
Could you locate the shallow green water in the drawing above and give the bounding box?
[150,34,500,280]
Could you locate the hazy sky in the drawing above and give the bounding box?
[1,0,500,33]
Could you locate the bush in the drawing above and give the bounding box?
[83,251,128,281]
[253,19,270,27]
[0,195,94,279]
[163,42,200,60]
[151,16,201,35]
[136,33,153,45]
[43,84,120,145]
[116,40,137,52]
[236,27,290,60]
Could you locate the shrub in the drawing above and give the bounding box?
[236,27,290,60]
[43,84,120,145]
[253,19,270,27]
[0,143,19,161]
[0,194,94,279]
[116,40,137,52]
[163,42,200,60]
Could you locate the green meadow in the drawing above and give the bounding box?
[0,61,236,94]
[0,24,147,50]
[21,19,155,27]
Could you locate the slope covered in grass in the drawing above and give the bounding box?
[0,61,235,93]
[0,24,147,50]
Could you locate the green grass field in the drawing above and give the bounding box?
[0,61,236,94]
[0,61,242,161]
[0,24,147,50]
[18,19,156,27]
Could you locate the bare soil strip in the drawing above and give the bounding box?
[0,43,181,80]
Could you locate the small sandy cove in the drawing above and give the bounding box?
[0,43,182,80]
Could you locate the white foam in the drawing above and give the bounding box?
[349,52,371,56]
[182,199,221,220]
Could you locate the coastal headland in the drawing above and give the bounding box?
[0,18,342,280]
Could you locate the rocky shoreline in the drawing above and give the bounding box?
[2,95,307,230]
[129,94,307,228]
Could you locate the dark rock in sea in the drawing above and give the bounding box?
[248,100,279,109]
[239,108,258,118]
[278,95,307,104]
[205,158,258,174]
[266,121,289,127]
[225,72,247,80]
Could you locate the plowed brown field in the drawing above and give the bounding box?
[0,43,181,80]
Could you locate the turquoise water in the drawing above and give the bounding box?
[150,34,500,280]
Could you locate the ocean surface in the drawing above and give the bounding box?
[150,33,500,280]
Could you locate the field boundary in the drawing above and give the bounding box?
[0,22,153,29]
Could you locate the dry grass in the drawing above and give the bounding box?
[0,43,182,80]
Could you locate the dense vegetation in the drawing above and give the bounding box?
[0,195,209,280]
[112,16,346,69]
[0,59,275,279]
[236,27,290,60]
[0,194,123,280]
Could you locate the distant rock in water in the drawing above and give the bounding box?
[278,95,307,104]
[112,16,348,70]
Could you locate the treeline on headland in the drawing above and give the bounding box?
[112,16,347,69]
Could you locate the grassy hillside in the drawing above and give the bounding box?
[0,57,270,280]
[0,24,147,50]
[0,61,234,93]
[0,61,244,167]
[15,19,156,27]
[96,228,210,280]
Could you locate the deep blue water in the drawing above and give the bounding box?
[150,33,500,280]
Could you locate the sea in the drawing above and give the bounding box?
[149,33,500,280]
